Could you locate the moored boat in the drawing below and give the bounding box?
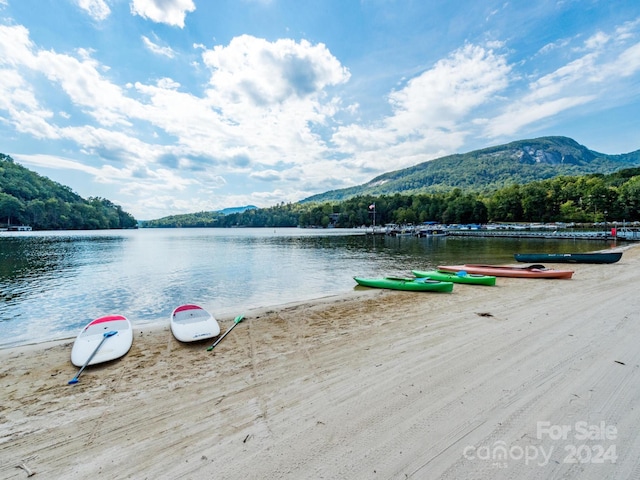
[514,252,622,264]
[411,269,496,286]
[437,264,574,279]
[354,276,454,292]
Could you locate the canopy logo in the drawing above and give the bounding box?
[463,420,618,468]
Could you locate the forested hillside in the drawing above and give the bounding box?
[303,137,640,203]
[0,154,137,230]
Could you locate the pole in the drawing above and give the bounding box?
[369,203,376,233]
[207,315,244,351]
[68,330,117,385]
[373,206,376,230]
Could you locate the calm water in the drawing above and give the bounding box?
[0,228,610,348]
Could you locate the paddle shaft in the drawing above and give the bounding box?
[68,330,117,385]
[207,315,244,351]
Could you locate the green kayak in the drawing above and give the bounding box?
[411,269,496,286]
[353,276,454,292]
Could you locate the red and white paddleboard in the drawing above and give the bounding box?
[70,315,133,367]
[170,304,220,342]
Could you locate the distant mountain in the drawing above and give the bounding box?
[218,205,257,215]
[140,205,258,227]
[302,136,640,203]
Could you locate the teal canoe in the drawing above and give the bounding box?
[411,269,496,286]
[514,252,622,264]
[354,276,454,292]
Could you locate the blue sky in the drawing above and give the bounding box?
[1,0,639,220]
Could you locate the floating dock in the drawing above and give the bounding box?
[447,228,639,241]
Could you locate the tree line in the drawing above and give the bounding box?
[142,168,640,229]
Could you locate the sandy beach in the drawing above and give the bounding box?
[2,245,640,479]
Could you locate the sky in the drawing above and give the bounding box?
[1,0,640,220]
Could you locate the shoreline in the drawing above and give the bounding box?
[0,242,631,352]
[2,244,639,479]
[0,289,376,352]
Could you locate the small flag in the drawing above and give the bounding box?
[368,203,375,210]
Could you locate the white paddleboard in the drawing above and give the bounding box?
[70,314,133,367]
[171,304,220,342]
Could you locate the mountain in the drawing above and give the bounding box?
[218,205,257,215]
[302,136,640,203]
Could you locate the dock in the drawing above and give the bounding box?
[365,224,640,241]
[448,227,640,241]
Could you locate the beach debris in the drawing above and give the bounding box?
[476,312,494,317]
[16,462,36,477]
[614,360,626,365]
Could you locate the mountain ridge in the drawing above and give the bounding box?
[302,136,640,203]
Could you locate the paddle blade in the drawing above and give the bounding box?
[68,378,79,385]
[234,315,244,324]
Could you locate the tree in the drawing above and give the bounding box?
[0,193,25,226]
[618,176,640,220]
[487,185,524,222]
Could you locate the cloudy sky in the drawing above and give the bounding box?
[1,0,639,220]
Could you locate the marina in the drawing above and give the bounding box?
[368,222,640,241]
[448,226,640,241]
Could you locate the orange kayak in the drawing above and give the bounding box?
[437,264,574,279]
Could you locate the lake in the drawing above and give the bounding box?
[0,228,610,348]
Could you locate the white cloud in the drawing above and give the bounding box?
[0,26,139,129]
[331,43,511,171]
[196,35,351,167]
[202,35,350,108]
[484,27,640,139]
[130,0,195,28]
[75,0,111,21]
[250,170,282,182]
[485,96,595,137]
[0,25,36,67]
[583,31,609,51]
[156,77,180,89]
[613,18,640,43]
[36,51,137,127]
[14,153,104,175]
[387,44,510,130]
[607,42,640,77]
[141,35,176,58]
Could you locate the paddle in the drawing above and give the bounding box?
[68,330,117,385]
[207,315,244,351]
